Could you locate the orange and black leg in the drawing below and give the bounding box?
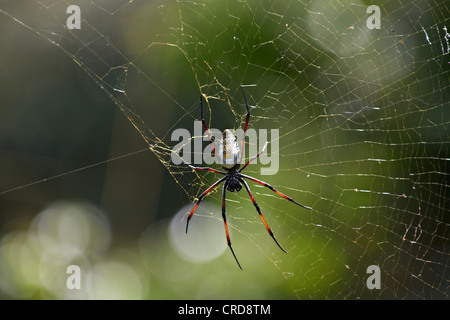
[186,177,226,233]
[238,86,251,166]
[200,94,219,161]
[240,174,312,210]
[188,165,225,175]
[239,178,288,253]
[222,181,243,270]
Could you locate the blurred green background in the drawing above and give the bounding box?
[0,0,448,299]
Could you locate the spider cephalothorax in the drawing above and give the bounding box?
[225,171,242,192]
[186,86,311,270]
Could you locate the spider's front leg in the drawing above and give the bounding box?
[240,174,312,210]
[239,177,288,254]
[221,181,243,270]
[185,177,226,233]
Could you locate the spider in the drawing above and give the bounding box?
[186,87,312,269]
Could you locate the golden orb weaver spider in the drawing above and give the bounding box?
[186,86,312,269]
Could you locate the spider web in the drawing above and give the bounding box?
[0,0,448,299]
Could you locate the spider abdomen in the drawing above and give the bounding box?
[219,129,240,169]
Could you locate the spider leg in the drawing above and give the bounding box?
[188,165,225,175]
[239,142,267,173]
[238,86,251,166]
[222,181,243,270]
[200,94,219,161]
[241,86,250,132]
[186,177,226,233]
[239,178,287,253]
[240,173,312,210]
